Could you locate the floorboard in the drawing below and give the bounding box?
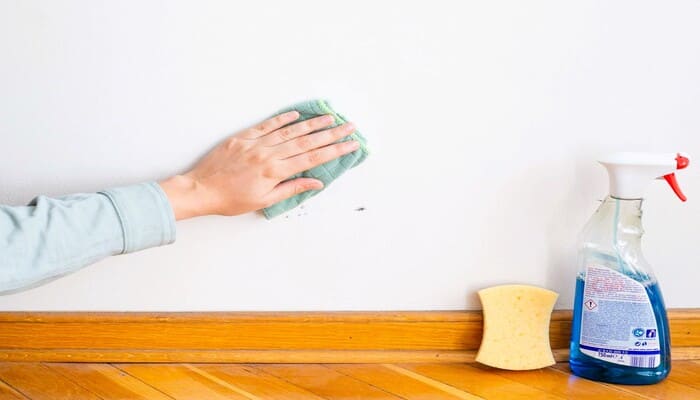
[0,379,26,400]
[553,363,700,400]
[257,364,404,399]
[48,363,173,400]
[0,361,696,399]
[328,363,482,399]
[0,363,99,400]
[396,363,564,400]
[475,363,646,400]
[115,363,250,399]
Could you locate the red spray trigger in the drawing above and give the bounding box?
[663,173,686,201]
[663,154,690,201]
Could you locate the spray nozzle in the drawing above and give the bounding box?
[599,152,690,201]
[661,154,690,201]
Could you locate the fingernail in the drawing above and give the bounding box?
[344,123,355,131]
[288,111,300,119]
[349,140,360,149]
[323,114,334,124]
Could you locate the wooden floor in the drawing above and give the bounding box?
[0,362,699,399]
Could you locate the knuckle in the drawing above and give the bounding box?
[248,149,267,163]
[295,120,311,133]
[332,128,345,139]
[278,128,293,141]
[307,150,323,164]
[296,135,313,149]
[262,165,278,178]
[225,136,240,149]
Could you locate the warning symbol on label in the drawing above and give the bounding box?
[584,299,597,310]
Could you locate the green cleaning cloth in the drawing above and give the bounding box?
[263,99,369,219]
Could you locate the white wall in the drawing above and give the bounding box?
[1,0,699,311]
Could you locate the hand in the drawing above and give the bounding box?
[159,111,359,220]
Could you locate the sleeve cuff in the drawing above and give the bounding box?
[99,182,177,254]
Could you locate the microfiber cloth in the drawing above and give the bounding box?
[263,99,369,219]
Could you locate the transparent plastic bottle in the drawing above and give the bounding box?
[569,196,671,384]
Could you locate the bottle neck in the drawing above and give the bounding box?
[600,196,644,246]
[602,196,652,279]
[600,196,643,213]
[579,196,654,281]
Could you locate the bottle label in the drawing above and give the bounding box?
[579,265,660,368]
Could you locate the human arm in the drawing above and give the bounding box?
[0,111,357,294]
[0,183,175,294]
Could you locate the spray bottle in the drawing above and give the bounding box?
[569,152,690,385]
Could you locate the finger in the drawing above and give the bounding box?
[283,140,361,176]
[240,111,300,139]
[264,178,324,206]
[274,122,356,159]
[260,114,335,146]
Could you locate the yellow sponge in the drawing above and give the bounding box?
[475,284,559,370]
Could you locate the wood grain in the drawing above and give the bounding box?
[115,364,250,399]
[0,362,699,399]
[0,310,697,363]
[0,379,25,400]
[257,364,405,399]
[0,311,570,350]
[14,348,698,364]
[0,349,481,363]
[328,363,483,399]
[674,360,700,390]
[396,363,563,400]
[553,362,700,400]
[0,320,478,350]
[0,311,481,323]
[191,364,324,400]
[47,363,172,400]
[0,363,99,400]
[473,363,645,400]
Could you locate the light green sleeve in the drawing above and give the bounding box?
[0,182,176,294]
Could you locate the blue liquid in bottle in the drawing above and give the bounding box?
[570,275,671,384]
[569,197,671,384]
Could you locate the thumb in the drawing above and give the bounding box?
[265,178,324,205]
